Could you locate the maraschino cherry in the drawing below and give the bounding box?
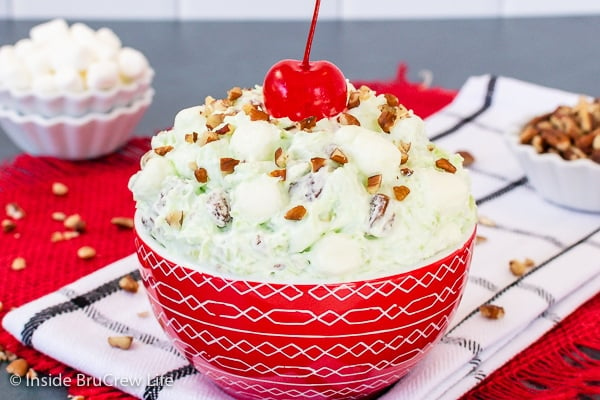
[263,0,347,122]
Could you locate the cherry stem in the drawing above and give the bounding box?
[302,0,321,70]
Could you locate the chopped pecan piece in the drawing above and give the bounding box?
[329,148,348,164]
[184,132,198,143]
[435,158,457,173]
[165,210,184,228]
[310,157,326,172]
[384,93,399,107]
[284,205,307,221]
[2,219,16,233]
[227,86,243,101]
[366,174,382,194]
[242,103,270,121]
[274,147,287,168]
[154,146,174,156]
[479,304,505,319]
[297,116,317,131]
[457,150,475,167]
[269,169,286,180]
[347,91,360,109]
[337,112,360,126]
[220,157,240,174]
[393,185,410,201]
[6,203,25,220]
[194,167,209,183]
[377,104,397,133]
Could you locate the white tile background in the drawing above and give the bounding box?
[1,0,600,20]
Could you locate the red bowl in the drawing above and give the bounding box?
[135,220,476,400]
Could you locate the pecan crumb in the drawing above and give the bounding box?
[347,91,361,109]
[479,304,505,319]
[220,157,240,174]
[366,174,382,194]
[242,103,270,121]
[77,246,96,260]
[457,150,475,167]
[393,185,410,201]
[297,116,317,131]
[329,148,348,164]
[384,93,399,107]
[6,203,25,220]
[6,358,28,377]
[475,235,488,245]
[509,258,535,277]
[64,214,86,232]
[11,257,26,271]
[52,182,69,196]
[377,104,397,133]
[194,167,209,183]
[435,158,457,173]
[108,336,133,350]
[310,157,326,173]
[284,205,307,221]
[274,147,287,168]
[269,169,286,181]
[337,112,361,126]
[118,275,139,293]
[154,146,174,156]
[184,132,198,143]
[227,86,243,101]
[111,217,134,230]
[2,219,16,233]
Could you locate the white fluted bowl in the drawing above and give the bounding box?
[505,129,600,213]
[0,69,154,118]
[0,88,153,160]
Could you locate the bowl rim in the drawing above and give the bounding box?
[0,68,154,101]
[0,87,154,126]
[134,211,477,286]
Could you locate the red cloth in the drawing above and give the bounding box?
[0,65,597,399]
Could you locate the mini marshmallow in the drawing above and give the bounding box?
[50,39,95,72]
[0,60,31,90]
[70,22,97,45]
[14,39,35,58]
[117,47,149,80]
[96,27,122,50]
[31,74,57,93]
[23,48,53,76]
[86,60,119,90]
[0,45,18,64]
[54,67,85,92]
[29,19,69,45]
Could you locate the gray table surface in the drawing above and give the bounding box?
[0,16,599,399]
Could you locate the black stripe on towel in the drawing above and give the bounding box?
[20,269,141,345]
[430,75,498,142]
[143,364,198,400]
[516,281,556,305]
[447,225,600,335]
[468,276,499,292]
[475,176,528,206]
[441,336,483,356]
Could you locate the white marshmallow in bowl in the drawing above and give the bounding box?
[29,18,70,45]
[54,67,85,93]
[87,60,120,90]
[117,47,149,81]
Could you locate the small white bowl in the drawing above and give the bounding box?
[506,129,600,213]
[0,88,153,160]
[0,69,154,118]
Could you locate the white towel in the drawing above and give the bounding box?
[3,75,600,400]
